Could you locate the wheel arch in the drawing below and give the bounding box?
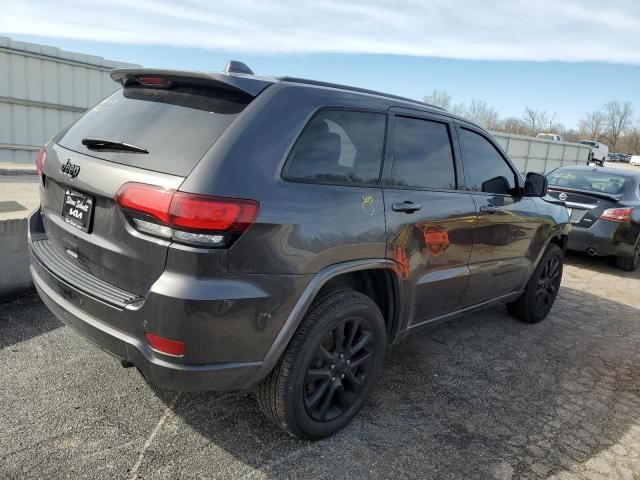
[260,259,404,370]
[549,233,568,255]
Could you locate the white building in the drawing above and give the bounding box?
[0,36,138,164]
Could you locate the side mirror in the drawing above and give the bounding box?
[481,176,511,195]
[525,172,548,197]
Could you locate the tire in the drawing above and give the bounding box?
[616,240,640,271]
[507,243,563,323]
[256,288,386,440]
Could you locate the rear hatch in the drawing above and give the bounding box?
[38,71,260,298]
[547,187,620,227]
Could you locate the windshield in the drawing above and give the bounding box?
[57,84,251,176]
[580,141,596,147]
[547,169,628,195]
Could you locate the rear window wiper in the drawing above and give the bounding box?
[81,138,149,154]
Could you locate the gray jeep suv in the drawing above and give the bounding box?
[29,62,570,439]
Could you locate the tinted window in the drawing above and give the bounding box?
[284,110,386,185]
[461,128,516,194]
[58,84,250,176]
[392,117,455,189]
[547,169,629,195]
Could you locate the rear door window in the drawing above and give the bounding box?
[57,84,251,177]
[391,116,456,190]
[283,110,386,185]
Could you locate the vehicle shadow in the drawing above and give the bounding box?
[565,250,640,280]
[153,285,640,478]
[0,292,63,349]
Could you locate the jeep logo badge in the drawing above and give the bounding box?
[61,160,80,179]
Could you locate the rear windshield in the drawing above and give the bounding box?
[57,84,251,176]
[547,169,628,195]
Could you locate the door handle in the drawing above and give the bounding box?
[479,205,496,214]
[392,201,422,213]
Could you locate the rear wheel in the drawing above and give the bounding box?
[616,240,640,271]
[256,289,386,440]
[507,244,563,323]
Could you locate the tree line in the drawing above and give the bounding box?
[423,90,640,154]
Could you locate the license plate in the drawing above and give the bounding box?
[569,208,585,224]
[62,188,94,232]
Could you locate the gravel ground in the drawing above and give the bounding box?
[1,252,639,480]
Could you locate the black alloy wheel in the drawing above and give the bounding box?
[507,243,564,323]
[256,288,386,440]
[533,254,562,318]
[303,316,374,422]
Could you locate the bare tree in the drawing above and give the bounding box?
[498,117,529,135]
[522,108,550,135]
[601,101,634,150]
[450,102,467,116]
[553,123,566,135]
[423,89,452,110]
[563,128,581,143]
[466,100,499,130]
[579,110,606,140]
[618,124,640,154]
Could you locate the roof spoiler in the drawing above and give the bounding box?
[110,68,273,97]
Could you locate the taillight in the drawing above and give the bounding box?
[114,182,259,247]
[36,148,46,179]
[145,332,185,357]
[600,207,634,223]
[170,192,259,232]
[114,183,175,224]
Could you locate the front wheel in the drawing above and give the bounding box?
[256,289,386,440]
[507,243,563,323]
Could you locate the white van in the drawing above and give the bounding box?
[580,140,609,166]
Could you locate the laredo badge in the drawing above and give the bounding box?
[361,195,375,216]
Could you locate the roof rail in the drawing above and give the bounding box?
[278,76,445,111]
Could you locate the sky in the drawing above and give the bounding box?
[2,0,640,129]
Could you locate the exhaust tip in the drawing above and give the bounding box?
[586,248,597,256]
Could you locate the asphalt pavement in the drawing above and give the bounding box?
[1,253,639,480]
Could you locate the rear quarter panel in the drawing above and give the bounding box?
[179,84,393,275]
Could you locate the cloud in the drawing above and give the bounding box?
[2,0,640,63]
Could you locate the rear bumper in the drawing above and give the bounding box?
[28,209,310,391]
[567,219,639,257]
[32,262,266,391]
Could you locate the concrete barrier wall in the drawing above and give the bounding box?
[0,35,139,165]
[490,131,592,175]
[0,218,32,299]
